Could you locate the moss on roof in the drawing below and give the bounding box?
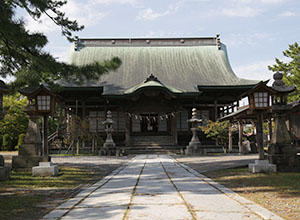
[63,37,259,95]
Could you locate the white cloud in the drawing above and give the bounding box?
[25,0,107,34]
[224,33,270,47]
[233,60,276,81]
[280,10,298,17]
[90,0,137,5]
[260,0,285,4]
[222,6,263,17]
[137,2,182,21]
[62,0,107,27]
[140,30,194,38]
[234,0,284,4]
[137,8,170,20]
[25,14,59,34]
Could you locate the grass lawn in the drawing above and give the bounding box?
[204,168,300,220]
[0,166,100,220]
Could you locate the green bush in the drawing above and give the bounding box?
[15,133,26,150]
[2,134,13,151]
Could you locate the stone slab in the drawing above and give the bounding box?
[127,204,192,220]
[77,193,131,207]
[56,197,83,210]
[0,166,10,181]
[249,161,277,173]
[181,192,249,212]
[12,155,49,169]
[42,209,69,219]
[39,162,53,166]
[195,211,262,220]
[32,164,59,176]
[61,206,128,220]
[0,155,4,166]
[132,193,183,205]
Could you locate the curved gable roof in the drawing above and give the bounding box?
[65,37,259,95]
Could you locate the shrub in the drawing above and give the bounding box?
[15,133,26,150]
[2,134,13,151]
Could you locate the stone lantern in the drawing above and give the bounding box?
[185,108,204,155]
[247,82,277,173]
[102,111,116,156]
[268,72,300,171]
[12,85,56,169]
[247,81,275,160]
[26,85,56,157]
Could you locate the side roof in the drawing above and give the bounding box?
[64,36,259,95]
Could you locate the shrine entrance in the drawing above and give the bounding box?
[140,113,159,133]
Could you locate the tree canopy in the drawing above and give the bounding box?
[0,0,121,91]
[268,42,300,101]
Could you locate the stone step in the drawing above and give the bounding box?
[130,136,174,147]
[122,144,183,155]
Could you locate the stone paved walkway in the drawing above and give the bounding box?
[42,155,282,220]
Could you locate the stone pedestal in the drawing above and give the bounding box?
[249,160,277,173]
[0,155,10,181]
[12,106,50,169]
[32,162,59,177]
[102,142,116,156]
[268,144,300,172]
[185,142,206,155]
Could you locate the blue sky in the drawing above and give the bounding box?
[23,0,300,82]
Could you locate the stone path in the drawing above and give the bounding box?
[42,155,282,220]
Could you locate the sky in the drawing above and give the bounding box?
[22,0,300,82]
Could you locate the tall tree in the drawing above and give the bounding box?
[0,0,121,91]
[268,42,300,101]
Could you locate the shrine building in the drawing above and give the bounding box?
[57,35,260,154]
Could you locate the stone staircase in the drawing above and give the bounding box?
[123,135,182,155]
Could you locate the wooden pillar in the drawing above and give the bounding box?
[238,120,243,153]
[268,119,272,141]
[256,111,265,160]
[43,115,49,156]
[82,101,86,117]
[172,113,178,145]
[125,113,131,146]
[214,100,218,121]
[228,121,233,153]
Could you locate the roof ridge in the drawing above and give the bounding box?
[74,35,222,50]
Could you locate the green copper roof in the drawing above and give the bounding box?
[124,74,184,94]
[64,37,259,95]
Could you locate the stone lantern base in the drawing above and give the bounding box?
[12,143,50,169]
[185,142,206,155]
[100,143,116,156]
[268,143,300,172]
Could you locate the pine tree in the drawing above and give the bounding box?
[268,42,300,101]
[0,0,121,91]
